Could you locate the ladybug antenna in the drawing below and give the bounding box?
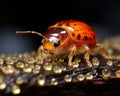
[16,31,48,41]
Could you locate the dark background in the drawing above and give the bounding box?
[0,0,120,54]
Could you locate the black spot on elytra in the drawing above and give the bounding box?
[84,36,88,41]
[76,29,78,31]
[72,33,75,37]
[74,24,77,26]
[83,32,87,34]
[57,23,62,27]
[65,23,70,27]
[77,34,81,40]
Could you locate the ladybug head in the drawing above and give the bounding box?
[42,27,69,52]
[16,27,69,55]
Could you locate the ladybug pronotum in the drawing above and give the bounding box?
[16,20,111,67]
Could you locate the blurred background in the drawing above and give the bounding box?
[0,0,120,54]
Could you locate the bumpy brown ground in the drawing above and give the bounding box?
[0,35,120,96]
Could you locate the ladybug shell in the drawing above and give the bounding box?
[42,20,97,52]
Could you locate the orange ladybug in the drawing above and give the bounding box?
[16,20,110,67]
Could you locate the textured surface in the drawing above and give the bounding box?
[0,35,120,96]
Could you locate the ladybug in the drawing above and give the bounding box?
[16,20,110,67]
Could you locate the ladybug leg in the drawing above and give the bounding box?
[84,45,92,68]
[38,45,45,62]
[92,43,111,59]
[68,45,76,67]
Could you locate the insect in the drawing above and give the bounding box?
[16,20,110,67]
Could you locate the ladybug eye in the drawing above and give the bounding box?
[54,39,60,47]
